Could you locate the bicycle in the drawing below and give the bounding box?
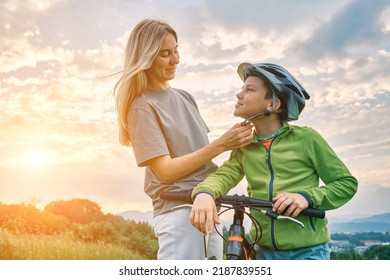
[160,189,325,260]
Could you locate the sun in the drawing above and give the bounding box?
[23,150,49,169]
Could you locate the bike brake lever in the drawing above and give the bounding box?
[261,210,304,228]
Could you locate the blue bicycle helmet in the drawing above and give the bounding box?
[237,62,310,121]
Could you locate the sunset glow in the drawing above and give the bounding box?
[22,150,49,169]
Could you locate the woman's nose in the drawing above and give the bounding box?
[172,53,180,64]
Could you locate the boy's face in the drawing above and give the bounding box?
[234,75,272,119]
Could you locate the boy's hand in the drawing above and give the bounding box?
[190,193,220,235]
[272,192,309,218]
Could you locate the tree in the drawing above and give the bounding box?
[330,250,362,260]
[0,202,68,234]
[363,245,390,260]
[44,198,104,224]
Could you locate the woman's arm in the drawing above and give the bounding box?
[146,123,253,184]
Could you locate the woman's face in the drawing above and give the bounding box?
[145,32,180,90]
[234,75,271,119]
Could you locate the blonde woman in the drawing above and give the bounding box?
[113,19,253,260]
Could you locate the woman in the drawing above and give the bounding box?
[190,62,358,260]
[113,19,253,260]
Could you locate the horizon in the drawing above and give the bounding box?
[1,0,389,218]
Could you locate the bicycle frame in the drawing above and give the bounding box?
[224,203,256,260]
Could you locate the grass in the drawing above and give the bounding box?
[0,228,145,260]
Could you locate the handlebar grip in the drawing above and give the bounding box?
[301,207,325,219]
[217,194,274,208]
[159,189,193,204]
[219,194,325,219]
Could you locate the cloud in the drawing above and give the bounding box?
[332,184,390,216]
[288,0,390,61]
[0,2,126,166]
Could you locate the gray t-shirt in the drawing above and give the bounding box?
[128,87,218,217]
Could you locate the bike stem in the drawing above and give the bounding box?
[226,206,246,260]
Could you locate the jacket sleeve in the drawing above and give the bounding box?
[192,150,245,199]
[301,128,358,210]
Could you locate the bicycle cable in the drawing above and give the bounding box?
[214,203,264,255]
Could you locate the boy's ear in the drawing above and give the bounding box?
[269,99,281,111]
[275,98,282,110]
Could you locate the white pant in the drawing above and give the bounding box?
[152,206,223,260]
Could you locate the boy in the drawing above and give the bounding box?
[190,62,358,260]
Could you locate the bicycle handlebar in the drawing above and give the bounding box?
[160,189,193,204]
[160,189,325,219]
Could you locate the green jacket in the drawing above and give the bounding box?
[193,122,358,250]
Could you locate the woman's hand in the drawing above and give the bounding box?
[190,193,219,235]
[216,123,253,151]
[272,192,309,218]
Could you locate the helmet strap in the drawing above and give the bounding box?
[271,92,278,112]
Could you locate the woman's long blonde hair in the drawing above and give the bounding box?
[113,19,178,146]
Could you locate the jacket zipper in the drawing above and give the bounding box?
[265,142,278,250]
[259,127,286,250]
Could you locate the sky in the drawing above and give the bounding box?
[0,0,389,220]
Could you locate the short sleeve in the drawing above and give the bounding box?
[128,105,170,167]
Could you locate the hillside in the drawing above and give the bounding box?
[328,213,390,233]
[117,210,153,224]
